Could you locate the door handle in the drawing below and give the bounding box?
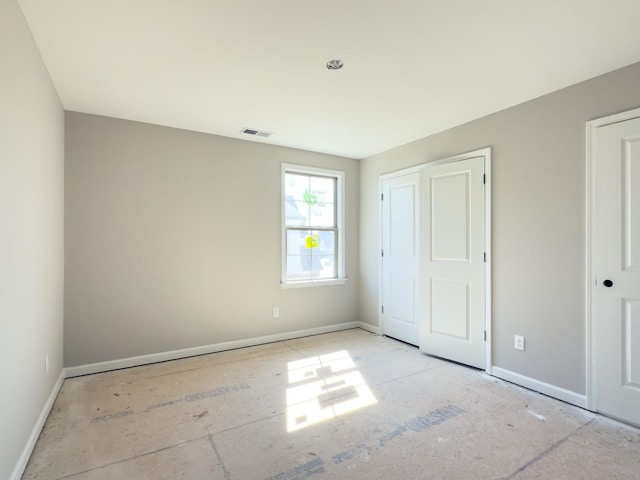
[603,279,614,288]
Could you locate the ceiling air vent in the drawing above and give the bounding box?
[241,128,273,138]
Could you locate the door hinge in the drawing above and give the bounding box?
[381,305,384,314]
[381,249,384,258]
[483,174,486,184]
[484,252,486,263]
[381,193,384,201]
[484,330,487,341]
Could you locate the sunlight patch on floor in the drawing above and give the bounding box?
[286,350,377,432]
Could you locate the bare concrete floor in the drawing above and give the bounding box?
[24,329,640,479]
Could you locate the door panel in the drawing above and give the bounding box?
[420,156,485,369]
[595,116,640,425]
[389,273,416,327]
[622,299,640,388]
[390,185,416,258]
[431,280,469,339]
[381,174,419,346]
[623,137,640,270]
[431,172,470,262]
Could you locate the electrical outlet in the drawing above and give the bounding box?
[273,307,280,318]
[514,335,525,351]
[45,354,49,374]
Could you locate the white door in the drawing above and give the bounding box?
[381,173,420,346]
[593,115,640,426]
[420,156,486,369]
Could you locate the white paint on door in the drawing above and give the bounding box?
[420,155,486,369]
[381,172,420,346]
[591,113,640,426]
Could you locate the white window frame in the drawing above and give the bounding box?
[281,163,346,288]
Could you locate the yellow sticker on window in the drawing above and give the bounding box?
[305,234,319,249]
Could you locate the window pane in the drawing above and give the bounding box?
[310,176,335,204]
[286,229,337,281]
[285,174,310,201]
[315,255,336,279]
[285,173,336,227]
[286,255,312,282]
[286,230,312,255]
[285,200,309,226]
[316,230,335,256]
[310,176,335,227]
[287,243,324,280]
[310,202,335,227]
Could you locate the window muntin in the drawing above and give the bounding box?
[282,165,344,286]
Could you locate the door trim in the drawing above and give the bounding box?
[586,107,640,412]
[378,147,492,373]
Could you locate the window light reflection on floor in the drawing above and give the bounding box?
[286,350,377,432]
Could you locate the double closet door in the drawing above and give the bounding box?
[381,151,488,370]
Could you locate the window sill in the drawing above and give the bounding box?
[281,278,347,289]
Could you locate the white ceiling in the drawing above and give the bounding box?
[18,0,640,159]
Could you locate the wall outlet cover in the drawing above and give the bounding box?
[514,335,525,351]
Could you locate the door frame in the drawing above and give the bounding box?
[378,147,492,373]
[585,107,640,412]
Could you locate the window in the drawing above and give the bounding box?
[282,164,345,287]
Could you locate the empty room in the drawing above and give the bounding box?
[3,0,640,479]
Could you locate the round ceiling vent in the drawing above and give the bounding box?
[326,59,344,70]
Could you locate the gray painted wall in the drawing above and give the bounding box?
[64,113,359,367]
[0,1,65,478]
[359,62,640,395]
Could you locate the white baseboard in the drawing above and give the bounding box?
[491,366,587,409]
[10,369,65,480]
[66,322,362,377]
[357,321,380,335]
